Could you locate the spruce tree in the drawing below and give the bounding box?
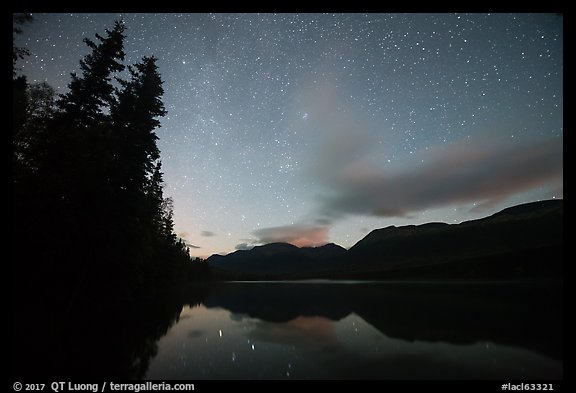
[13,13,33,75]
[13,13,33,170]
[112,56,166,186]
[111,56,193,288]
[58,20,126,127]
[15,20,196,306]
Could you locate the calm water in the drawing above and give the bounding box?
[145,281,562,380]
[14,280,562,379]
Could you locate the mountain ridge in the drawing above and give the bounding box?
[207,199,563,279]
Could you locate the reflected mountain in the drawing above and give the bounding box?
[14,281,561,379]
[247,315,339,348]
[203,281,563,360]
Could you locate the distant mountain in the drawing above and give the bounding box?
[342,199,562,279]
[208,199,563,280]
[207,242,347,278]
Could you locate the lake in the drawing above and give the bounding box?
[13,280,562,379]
[145,281,562,380]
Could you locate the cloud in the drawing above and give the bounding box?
[253,223,329,248]
[313,217,333,226]
[235,243,254,251]
[313,137,563,219]
[293,76,562,222]
[201,231,216,237]
[177,232,200,249]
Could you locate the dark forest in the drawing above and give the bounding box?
[14,17,210,311]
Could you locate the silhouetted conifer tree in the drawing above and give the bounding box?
[111,56,165,201]
[14,20,202,311]
[14,82,56,173]
[13,13,33,75]
[13,14,33,170]
[58,20,125,127]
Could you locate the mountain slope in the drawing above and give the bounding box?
[208,242,347,277]
[341,199,563,278]
[207,199,563,279]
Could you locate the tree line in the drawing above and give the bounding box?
[13,16,210,311]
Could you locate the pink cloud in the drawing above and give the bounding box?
[253,223,328,247]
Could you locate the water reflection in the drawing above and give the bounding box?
[146,281,562,380]
[14,281,562,379]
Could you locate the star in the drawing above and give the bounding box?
[14,13,563,257]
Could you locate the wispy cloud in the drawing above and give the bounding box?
[257,79,563,246]
[234,243,254,251]
[294,77,562,223]
[253,223,328,247]
[312,137,563,219]
[201,231,216,237]
[178,231,200,249]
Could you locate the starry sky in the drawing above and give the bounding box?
[15,13,563,257]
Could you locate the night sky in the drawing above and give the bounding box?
[15,13,563,257]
